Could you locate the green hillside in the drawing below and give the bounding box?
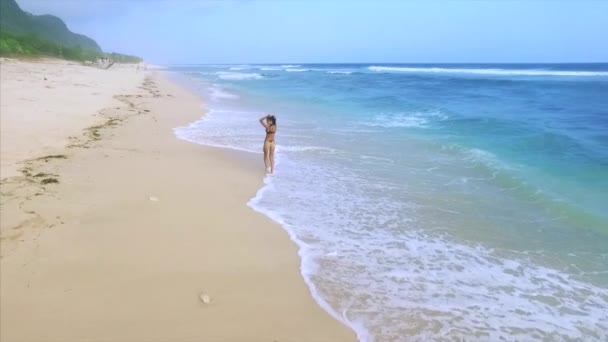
[0,0,142,63]
[0,0,101,52]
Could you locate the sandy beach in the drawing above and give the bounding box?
[0,59,355,341]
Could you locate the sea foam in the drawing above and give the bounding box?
[174,64,608,342]
[216,71,263,80]
[327,70,353,74]
[209,85,239,100]
[368,66,608,77]
[359,111,448,129]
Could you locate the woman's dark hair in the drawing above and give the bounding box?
[268,115,276,125]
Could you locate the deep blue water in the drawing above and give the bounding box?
[173,64,608,341]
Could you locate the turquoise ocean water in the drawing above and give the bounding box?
[172,64,608,341]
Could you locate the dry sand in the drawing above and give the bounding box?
[0,58,146,180]
[0,59,355,342]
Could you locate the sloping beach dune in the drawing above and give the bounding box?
[0,59,354,342]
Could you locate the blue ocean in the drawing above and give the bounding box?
[172,64,608,341]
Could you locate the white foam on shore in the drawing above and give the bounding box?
[246,169,373,342]
[172,70,608,342]
[175,106,608,340]
[245,146,608,341]
[173,108,262,154]
[368,66,608,77]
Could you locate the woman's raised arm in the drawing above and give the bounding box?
[259,115,269,128]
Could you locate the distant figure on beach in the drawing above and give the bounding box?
[259,114,277,174]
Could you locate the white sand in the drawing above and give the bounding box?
[0,59,355,341]
[0,58,145,179]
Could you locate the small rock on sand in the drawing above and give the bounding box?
[199,293,211,304]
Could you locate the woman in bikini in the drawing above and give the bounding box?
[259,114,277,174]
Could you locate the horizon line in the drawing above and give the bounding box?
[160,61,608,65]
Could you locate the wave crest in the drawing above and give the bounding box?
[216,71,263,80]
[368,66,608,77]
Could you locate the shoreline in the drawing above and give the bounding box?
[0,59,355,341]
[167,70,367,339]
[169,71,366,340]
[170,71,369,341]
[171,63,608,341]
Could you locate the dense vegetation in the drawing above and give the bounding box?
[0,0,142,63]
[0,28,142,63]
[105,52,142,64]
[0,0,101,52]
[0,28,95,60]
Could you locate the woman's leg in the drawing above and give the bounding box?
[269,142,276,174]
[263,141,270,172]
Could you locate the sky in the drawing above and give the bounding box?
[17,0,608,64]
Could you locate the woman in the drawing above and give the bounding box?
[259,114,277,174]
